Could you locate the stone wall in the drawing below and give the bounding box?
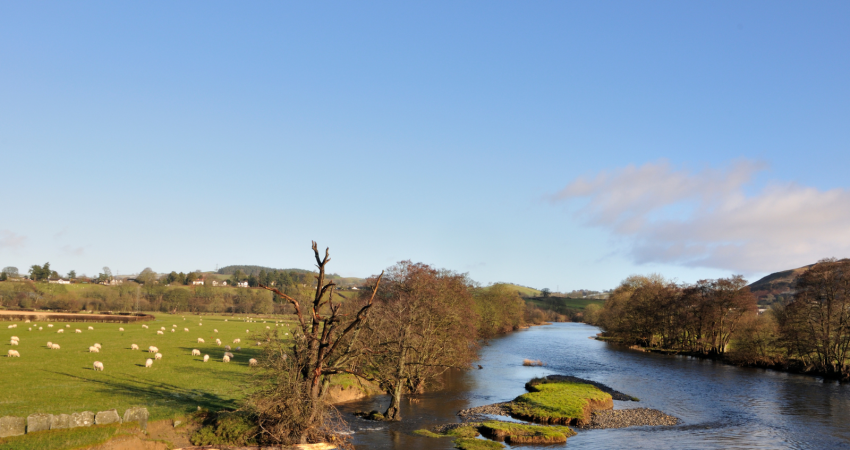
[0,407,148,438]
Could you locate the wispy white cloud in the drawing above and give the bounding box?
[553,160,850,273]
[61,245,85,256]
[0,230,27,252]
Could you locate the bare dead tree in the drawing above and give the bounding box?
[250,241,383,445]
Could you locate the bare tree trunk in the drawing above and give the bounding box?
[384,382,403,421]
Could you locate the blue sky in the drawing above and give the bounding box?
[1,2,848,290]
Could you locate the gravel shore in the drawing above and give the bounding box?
[583,408,679,429]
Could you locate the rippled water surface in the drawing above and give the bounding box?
[337,323,850,450]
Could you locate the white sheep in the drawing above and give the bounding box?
[65,324,70,328]
[8,324,17,328]
[235,346,241,351]
[50,343,60,350]
[8,349,20,357]
[266,326,270,329]
[10,340,18,346]
[131,344,139,350]
[170,329,175,333]
[213,329,218,333]
[145,358,153,368]
[142,324,149,329]
[28,327,32,331]
[160,327,166,331]
[119,327,124,331]
[94,343,101,349]
[222,355,230,363]
[215,339,221,345]
[24,319,30,323]
[57,329,64,333]
[155,352,162,360]
[157,330,164,335]
[256,341,261,346]
[11,336,18,341]
[148,346,158,353]
[172,324,177,328]
[75,329,82,333]
[203,354,210,362]
[224,345,231,351]
[249,358,258,367]
[93,361,104,371]
[197,338,205,343]
[47,341,52,347]
[246,330,250,333]
[233,338,241,344]
[184,328,189,332]
[38,327,43,330]
[199,323,202,326]
[191,349,201,356]
[224,319,228,322]
[89,346,99,353]
[47,324,53,328]
[88,326,94,330]
[224,351,234,358]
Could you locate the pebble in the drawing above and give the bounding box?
[583,408,679,429]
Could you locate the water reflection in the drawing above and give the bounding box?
[337,323,850,450]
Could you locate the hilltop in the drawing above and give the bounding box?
[747,264,814,306]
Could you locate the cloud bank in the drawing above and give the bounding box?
[554,160,850,273]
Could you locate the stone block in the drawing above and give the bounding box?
[70,411,95,428]
[95,409,121,425]
[51,414,71,430]
[122,407,149,430]
[26,413,52,433]
[0,416,26,438]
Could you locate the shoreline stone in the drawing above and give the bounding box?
[582,407,679,429]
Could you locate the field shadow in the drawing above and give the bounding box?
[45,370,245,412]
[177,346,262,367]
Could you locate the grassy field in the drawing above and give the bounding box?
[0,313,296,421]
[491,284,541,297]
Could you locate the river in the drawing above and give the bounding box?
[337,322,850,450]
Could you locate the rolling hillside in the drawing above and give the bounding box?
[747,264,813,305]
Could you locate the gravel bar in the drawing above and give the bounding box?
[582,408,679,429]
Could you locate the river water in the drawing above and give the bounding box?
[337,322,850,450]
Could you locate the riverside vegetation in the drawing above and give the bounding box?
[584,258,850,380]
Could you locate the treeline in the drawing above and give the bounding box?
[587,258,850,380]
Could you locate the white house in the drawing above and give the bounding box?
[237,281,249,288]
[192,279,204,286]
[49,279,71,285]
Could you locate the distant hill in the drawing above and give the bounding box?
[489,283,541,297]
[217,265,365,287]
[747,264,814,306]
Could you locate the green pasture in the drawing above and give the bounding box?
[0,314,296,421]
[525,297,604,310]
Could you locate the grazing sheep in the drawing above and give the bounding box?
[142,324,149,329]
[75,329,82,333]
[191,349,201,356]
[203,354,209,362]
[131,344,139,350]
[50,343,60,350]
[145,358,153,368]
[246,330,250,333]
[172,324,177,328]
[8,350,21,357]
[249,358,258,367]
[57,329,64,333]
[224,319,228,322]
[197,338,205,343]
[38,327,43,330]
[28,327,32,331]
[94,343,101,349]
[88,326,94,330]
[157,330,164,335]
[148,346,158,353]
[233,339,241,344]
[170,329,175,333]
[89,346,99,353]
[93,361,104,371]
[256,342,261,346]
[213,329,218,333]
[224,352,234,358]
[10,340,18,346]
[215,339,221,345]
[155,352,162,360]
[160,327,166,331]
[266,326,270,329]
[119,327,124,331]
[25,319,30,323]
[48,324,53,328]
[66,324,70,328]
[47,341,52,347]
[184,328,189,332]
[224,345,231,351]
[11,336,18,341]
[222,355,230,363]
[9,324,17,328]
[235,347,241,351]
